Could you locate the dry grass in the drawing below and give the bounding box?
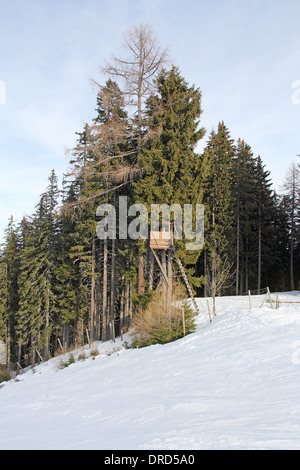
[130,284,195,348]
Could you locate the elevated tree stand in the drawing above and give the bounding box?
[149,228,200,316]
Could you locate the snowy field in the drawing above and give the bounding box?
[1,291,300,450]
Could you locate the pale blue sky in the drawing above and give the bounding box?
[0,0,299,240]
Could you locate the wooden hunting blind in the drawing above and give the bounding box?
[150,228,174,250]
[149,225,200,316]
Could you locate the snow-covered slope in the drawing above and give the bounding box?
[1,292,300,450]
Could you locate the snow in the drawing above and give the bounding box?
[1,291,300,450]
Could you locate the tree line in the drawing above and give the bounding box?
[0,24,299,369]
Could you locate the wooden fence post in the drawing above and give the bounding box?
[267,287,274,309]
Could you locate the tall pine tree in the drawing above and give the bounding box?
[133,66,206,291]
[0,217,20,367]
[201,122,235,311]
[232,138,257,294]
[16,171,59,365]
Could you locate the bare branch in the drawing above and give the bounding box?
[62,173,142,213]
[101,23,170,115]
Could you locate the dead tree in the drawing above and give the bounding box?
[206,254,235,316]
[102,23,169,153]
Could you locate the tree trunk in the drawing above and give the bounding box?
[148,249,154,291]
[245,250,249,293]
[89,237,96,341]
[161,250,167,310]
[44,285,50,361]
[212,206,217,316]
[257,182,262,292]
[125,278,131,328]
[120,275,125,332]
[95,272,101,341]
[76,274,84,347]
[102,238,108,341]
[167,248,173,331]
[138,249,144,295]
[63,323,69,352]
[236,209,240,295]
[110,236,116,341]
[290,171,295,290]
[290,223,294,291]
[212,247,217,316]
[204,250,208,297]
[5,319,10,369]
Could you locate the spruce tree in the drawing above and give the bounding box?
[16,171,59,365]
[201,122,235,310]
[0,260,6,342]
[53,178,80,351]
[232,139,257,294]
[281,162,300,290]
[0,217,20,367]
[252,156,276,291]
[271,193,290,290]
[133,66,206,289]
[64,80,133,342]
[63,126,99,345]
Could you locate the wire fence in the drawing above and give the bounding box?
[11,286,298,372]
[239,287,268,296]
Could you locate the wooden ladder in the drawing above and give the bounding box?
[174,257,200,316]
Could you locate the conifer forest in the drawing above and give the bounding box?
[0,24,299,370]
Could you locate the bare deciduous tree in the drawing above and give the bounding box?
[206,253,235,316]
[102,23,169,152]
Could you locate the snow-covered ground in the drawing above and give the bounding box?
[1,291,300,450]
